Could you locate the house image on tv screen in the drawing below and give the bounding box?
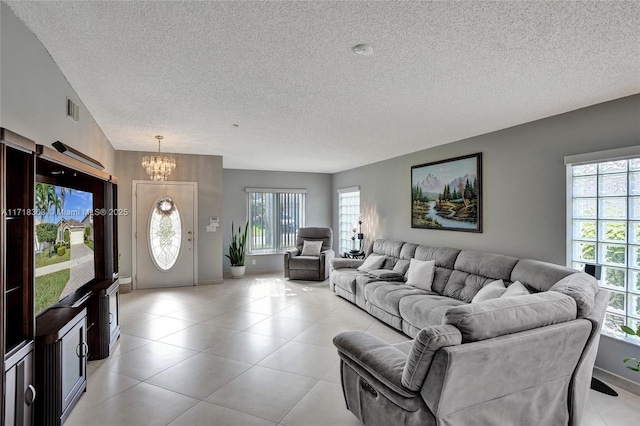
[34,183,95,314]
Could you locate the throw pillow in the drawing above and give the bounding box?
[300,240,323,257]
[393,259,411,276]
[357,254,386,272]
[501,280,530,298]
[368,269,404,281]
[472,279,507,303]
[406,258,436,291]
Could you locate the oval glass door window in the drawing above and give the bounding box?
[148,196,182,271]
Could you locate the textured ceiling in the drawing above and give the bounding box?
[5,1,640,173]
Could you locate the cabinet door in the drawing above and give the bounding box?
[108,287,119,344]
[4,349,36,426]
[61,318,87,412]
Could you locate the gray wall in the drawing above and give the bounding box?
[333,95,639,263]
[0,3,115,172]
[223,169,332,274]
[115,151,223,284]
[332,94,640,384]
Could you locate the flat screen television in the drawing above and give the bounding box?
[34,182,95,315]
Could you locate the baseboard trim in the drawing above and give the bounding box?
[593,367,640,396]
[223,269,282,278]
[198,279,224,285]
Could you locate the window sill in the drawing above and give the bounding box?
[601,329,640,347]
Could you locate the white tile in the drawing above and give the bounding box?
[293,322,364,347]
[109,333,151,357]
[319,305,376,329]
[202,309,270,331]
[204,331,288,364]
[243,316,314,340]
[320,359,342,384]
[158,323,238,351]
[238,297,297,315]
[100,341,197,381]
[122,316,196,340]
[64,382,199,426]
[146,353,251,399]
[258,341,338,378]
[72,368,140,408]
[168,401,277,426]
[281,380,361,426]
[206,366,317,422]
[274,303,337,322]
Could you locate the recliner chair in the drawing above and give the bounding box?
[284,227,335,280]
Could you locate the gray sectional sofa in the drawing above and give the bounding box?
[329,239,609,426]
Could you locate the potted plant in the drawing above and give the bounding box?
[621,325,640,372]
[226,221,248,278]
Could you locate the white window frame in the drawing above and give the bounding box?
[246,188,306,254]
[565,146,640,344]
[338,186,361,254]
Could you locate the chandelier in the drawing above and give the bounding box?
[142,135,176,181]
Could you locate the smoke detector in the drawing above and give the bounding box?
[352,44,373,56]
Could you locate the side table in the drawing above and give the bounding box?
[343,251,365,259]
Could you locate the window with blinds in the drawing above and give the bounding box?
[247,189,306,254]
[338,188,360,254]
[566,151,640,340]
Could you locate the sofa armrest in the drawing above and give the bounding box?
[284,249,300,278]
[333,331,411,397]
[330,258,364,271]
[286,248,300,257]
[320,249,335,280]
[402,325,461,391]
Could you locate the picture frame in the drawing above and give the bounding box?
[411,153,482,232]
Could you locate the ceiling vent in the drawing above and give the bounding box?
[66,98,79,122]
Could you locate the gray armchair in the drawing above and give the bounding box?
[284,227,335,281]
[333,288,609,426]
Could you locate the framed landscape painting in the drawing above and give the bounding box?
[411,153,482,232]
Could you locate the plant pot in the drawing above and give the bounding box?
[119,276,132,293]
[230,265,246,279]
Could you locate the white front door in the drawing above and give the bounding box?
[133,181,197,289]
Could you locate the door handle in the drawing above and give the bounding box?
[25,384,36,405]
[76,342,89,358]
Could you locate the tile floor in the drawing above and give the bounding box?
[65,273,639,426]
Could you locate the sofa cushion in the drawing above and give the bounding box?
[365,282,428,316]
[454,250,519,280]
[301,240,323,257]
[401,325,462,391]
[288,256,320,270]
[406,259,436,290]
[442,292,578,343]
[400,243,418,260]
[471,279,507,303]
[369,269,404,281]
[393,259,411,276]
[440,251,519,303]
[549,272,598,318]
[501,280,530,298]
[511,259,576,292]
[372,239,405,258]
[399,295,467,330]
[358,254,387,272]
[414,245,461,269]
[333,269,368,294]
[296,227,332,252]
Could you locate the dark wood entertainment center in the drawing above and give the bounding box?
[1,128,120,426]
